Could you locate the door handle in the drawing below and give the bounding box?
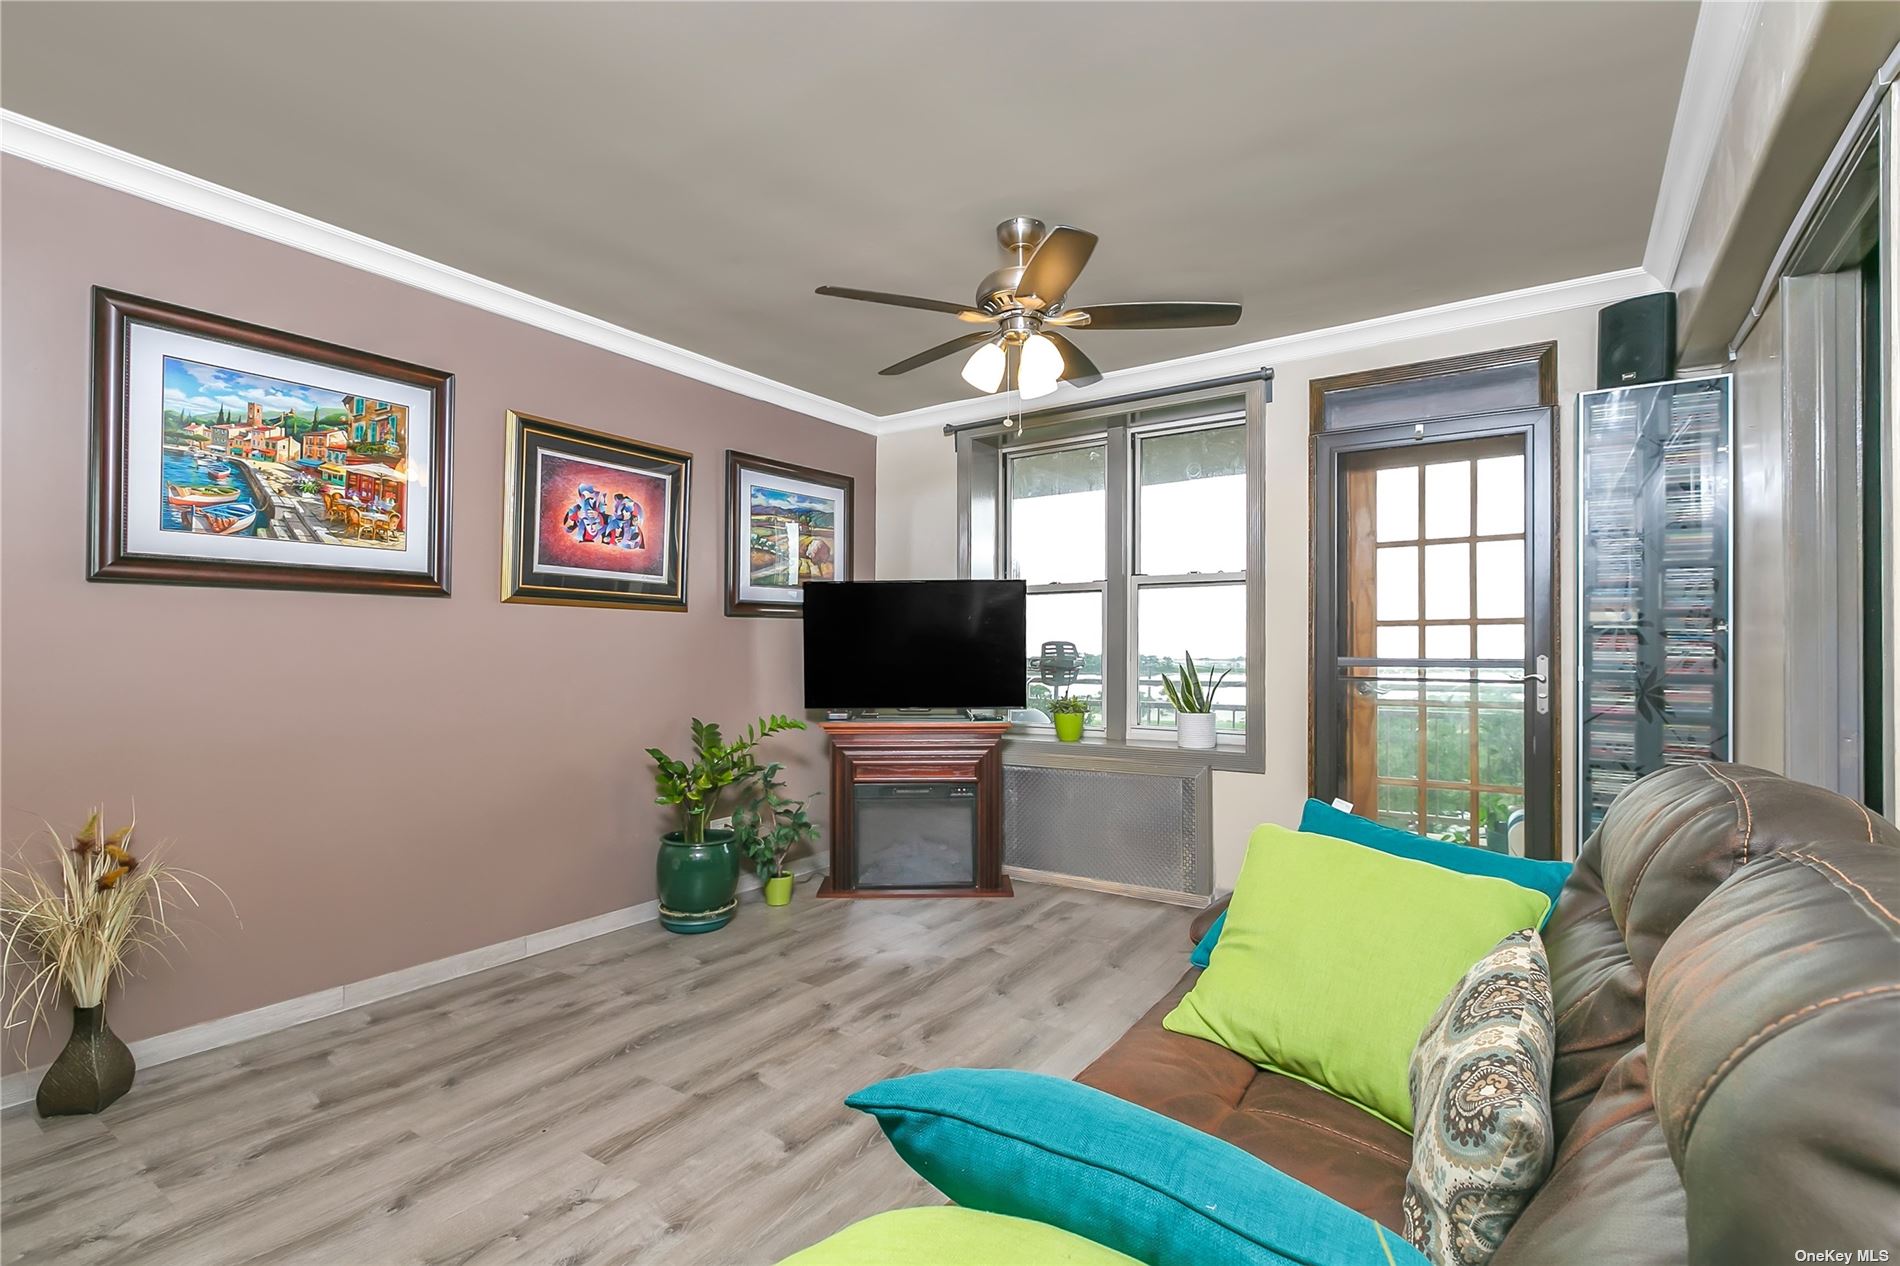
[1517,654,1551,715]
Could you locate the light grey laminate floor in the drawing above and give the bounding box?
[0,878,1194,1266]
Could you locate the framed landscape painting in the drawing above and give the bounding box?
[502,411,691,611]
[89,289,454,595]
[724,451,853,617]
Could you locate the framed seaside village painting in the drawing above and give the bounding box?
[724,451,853,617]
[89,289,454,596]
[501,411,691,611]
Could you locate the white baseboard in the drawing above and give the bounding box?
[1,859,827,1111]
[1004,865,1212,909]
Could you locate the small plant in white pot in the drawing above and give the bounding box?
[1160,652,1229,751]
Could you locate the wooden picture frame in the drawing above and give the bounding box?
[501,410,692,611]
[89,288,454,596]
[724,450,854,618]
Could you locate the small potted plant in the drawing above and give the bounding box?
[1160,652,1229,751]
[733,763,821,907]
[647,715,804,933]
[1050,695,1088,742]
[1,807,230,1116]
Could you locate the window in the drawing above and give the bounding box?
[1133,424,1248,736]
[1009,443,1108,726]
[963,380,1264,768]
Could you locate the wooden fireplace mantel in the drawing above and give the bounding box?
[816,719,1014,899]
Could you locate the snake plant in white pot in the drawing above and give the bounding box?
[1160,652,1229,750]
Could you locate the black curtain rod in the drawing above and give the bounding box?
[941,367,1275,436]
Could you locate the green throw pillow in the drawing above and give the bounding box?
[1164,825,1551,1132]
[776,1207,1143,1265]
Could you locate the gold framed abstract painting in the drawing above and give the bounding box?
[501,411,691,611]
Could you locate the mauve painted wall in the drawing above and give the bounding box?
[0,157,873,1073]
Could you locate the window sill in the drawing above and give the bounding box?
[1001,732,1261,774]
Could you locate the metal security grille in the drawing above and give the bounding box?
[1002,764,1210,897]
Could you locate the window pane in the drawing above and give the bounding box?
[1423,543,1471,619]
[1138,426,1245,574]
[1378,707,1421,779]
[1476,622,1525,661]
[1376,466,1418,542]
[1425,708,1470,781]
[1423,624,1471,660]
[1423,461,1471,538]
[1376,546,1418,620]
[1475,454,1525,535]
[1475,540,1525,618]
[1025,591,1104,724]
[1136,583,1246,733]
[1425,787,1472,843]
[1377,784,1420,832]
[1376,625,1419,659]
[1009,446,1105,583]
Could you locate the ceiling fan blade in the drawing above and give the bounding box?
[1013,226,1099,311]
[1068,302,1242,330]
[878,331,994,377]
[1044,332,1103,388]
[816,286,988,319]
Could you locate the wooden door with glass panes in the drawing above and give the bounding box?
[1335,434,1549,855]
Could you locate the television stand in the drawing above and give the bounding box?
[815,719,1013,899]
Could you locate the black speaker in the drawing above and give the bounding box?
[1597,292,1677,389]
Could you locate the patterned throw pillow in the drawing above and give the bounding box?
[1402,928,1556,1266]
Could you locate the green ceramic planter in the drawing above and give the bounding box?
[657,828,740,934]
[37,1004,134,1117]
[1053,713,1085,742]
[763,874,794,907]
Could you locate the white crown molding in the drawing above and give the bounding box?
[4,110,1661,442]
[0,859,827,1109]
[1643,1,1763,288]
[0,110,882,435]
[877,266,1663,434]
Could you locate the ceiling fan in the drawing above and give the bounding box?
[816,216,1242,401]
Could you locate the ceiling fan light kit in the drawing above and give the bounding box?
[817,217,1242,402]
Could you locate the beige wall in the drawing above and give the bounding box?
[877,305,1603,889]
[1672,1,1900,362]
[0,159,875,1072]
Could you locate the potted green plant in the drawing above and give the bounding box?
[1050,695,1088,742]
[1159,652,1229,750]
[732,763,821,907]
[647,715,803,933]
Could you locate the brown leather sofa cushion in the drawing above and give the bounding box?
[1076,970,1412,1232]
[1491,1046,1687,1266]
[1647,834,1900,1264]
[1544,763,1898,1144]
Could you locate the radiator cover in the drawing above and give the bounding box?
[1002,762,1212,897]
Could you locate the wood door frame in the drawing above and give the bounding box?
[1310,407,1561,858]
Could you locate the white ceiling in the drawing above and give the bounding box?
[1,2,1698,417]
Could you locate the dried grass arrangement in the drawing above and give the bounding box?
[1,807,230,1055]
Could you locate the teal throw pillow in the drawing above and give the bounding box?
[1190,801,1573,966]
[847,1068,1428,1266]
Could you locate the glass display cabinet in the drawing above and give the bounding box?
[1575,373,1734,842]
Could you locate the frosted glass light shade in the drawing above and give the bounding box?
[1019,333,1063,400]
[962,340,1007,393]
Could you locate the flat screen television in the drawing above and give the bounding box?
[802,580,1027,711]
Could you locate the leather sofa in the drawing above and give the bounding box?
[1075,764,1900,1263]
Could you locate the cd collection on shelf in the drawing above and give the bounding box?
[1576,374,1733,841]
